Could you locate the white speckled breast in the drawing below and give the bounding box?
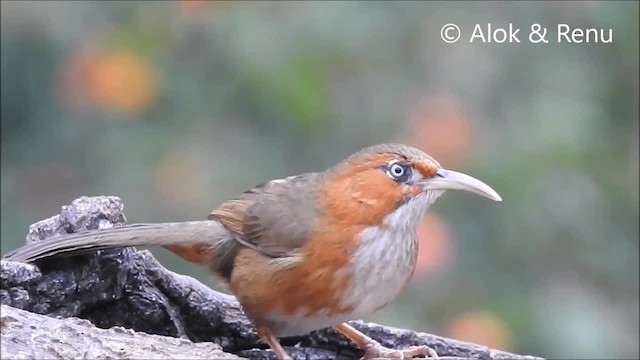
[264,191,444,337]
[337,191,443,316]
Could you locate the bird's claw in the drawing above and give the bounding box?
[361,343,438,359]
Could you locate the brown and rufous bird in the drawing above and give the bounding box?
[4,143,501,359]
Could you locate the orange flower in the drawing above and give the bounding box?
[446,311,513,351]
[88,50,158,114]
[414,213,454,277]
[407,93,472,167]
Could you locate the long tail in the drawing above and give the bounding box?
[2,221,230,264]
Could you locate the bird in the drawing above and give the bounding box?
[3,143,501,359]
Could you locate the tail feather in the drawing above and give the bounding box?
[2,221,228,263]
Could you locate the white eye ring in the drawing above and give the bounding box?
[390,163,405,177]
[385,160,412,182]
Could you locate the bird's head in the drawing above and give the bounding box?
[320,143,501,229]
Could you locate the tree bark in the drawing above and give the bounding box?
[0,196,543,360]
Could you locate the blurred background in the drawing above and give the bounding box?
[1,1,638,358]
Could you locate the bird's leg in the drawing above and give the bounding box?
[258,327,291,360]
[334,323,438,359]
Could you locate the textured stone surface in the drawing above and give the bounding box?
[0,196,543,360]
[1,305,240,359]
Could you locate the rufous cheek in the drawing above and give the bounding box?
[321,167,404,228]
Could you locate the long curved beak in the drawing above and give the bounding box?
[420,169,502,202]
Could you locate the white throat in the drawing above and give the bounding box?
[383,190,445,230]
[339,190,445,317]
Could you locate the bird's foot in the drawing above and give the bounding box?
[361,342,438,359]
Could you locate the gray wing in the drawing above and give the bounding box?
[208,173,322,258]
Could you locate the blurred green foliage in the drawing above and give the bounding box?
[1,1,638,359]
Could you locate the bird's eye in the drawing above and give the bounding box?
[386,162,412,183]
